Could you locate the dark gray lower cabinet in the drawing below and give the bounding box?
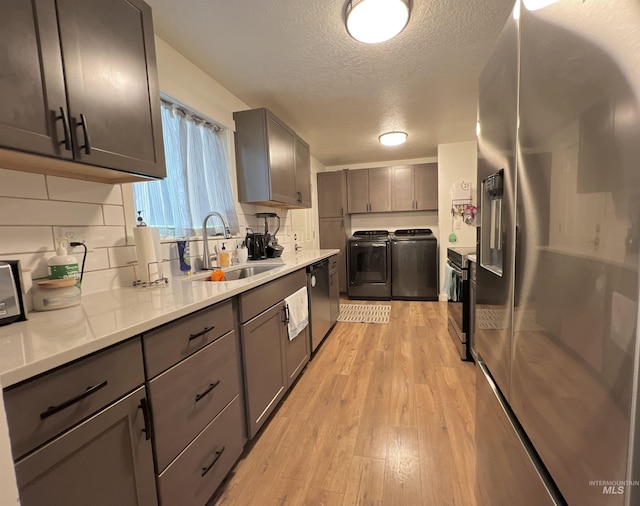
[157,396,243,506]
[14,386,157,506]
[242,303,288,438]
[240,268,310,439]
[284,325,309,388]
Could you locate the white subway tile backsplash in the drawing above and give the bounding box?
[0,198,104,226]
[80,266,136,295]
[53,226,127,248]
[69,247,110,272]
[107,245,137,268]
[103,205,125,226]
[47,176,123,205]
[0,227,54,253]
[0,169,48,199]
[0,252,50,279]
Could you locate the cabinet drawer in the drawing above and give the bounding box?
[158,396,243,506]
[149,330,240,471]
[239,269,306,322]
[4,338,144,460]
[143,299,234,378]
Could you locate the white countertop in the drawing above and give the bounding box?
[0,249,339,388]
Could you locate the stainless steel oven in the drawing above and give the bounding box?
[347,230,391,300]
[446,247,475,361]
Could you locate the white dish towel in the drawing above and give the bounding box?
[285,286,309,341]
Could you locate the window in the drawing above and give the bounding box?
[133,100,239,238]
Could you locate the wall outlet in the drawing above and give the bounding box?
[56,227,91,252]
[454,218,461,230]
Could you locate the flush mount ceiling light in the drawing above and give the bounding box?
[345,0,411,44]
[379,131,407,146]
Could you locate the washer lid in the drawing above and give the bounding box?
[393,228,432,236]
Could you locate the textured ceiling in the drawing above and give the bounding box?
[145,0,514,166]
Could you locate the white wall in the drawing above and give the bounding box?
[0,36,321,294]
[437,141,478,299]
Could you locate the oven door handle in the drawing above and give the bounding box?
[447,260,467,280]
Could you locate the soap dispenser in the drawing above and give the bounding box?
[218,242,230,267]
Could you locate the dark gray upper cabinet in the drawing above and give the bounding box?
[317,170,347,218]
[391,163,439,211]
[0,0,69,159]
[295,136,312,207]
[347,167,392,213]
[234,108,311,209]
[0,0,165,183]
[414,162,439,210]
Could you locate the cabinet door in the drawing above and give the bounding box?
[391,165,415,211]
[56,0,165,178]
[414,163,438,210]
[0,0,70,158]
[294,136,312,208]
[319,218,347,292]
[266,114,297,206]
[241,303,287,438]
[368,167,392,212]
[284,325,309,388]
[329,269,340,324]
[15,387,157,506]
[318,171,346,218]
[347,169,370,213]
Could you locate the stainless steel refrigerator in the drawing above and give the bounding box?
[475,1,640,505]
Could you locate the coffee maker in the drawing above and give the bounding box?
[244,228,267,260]
[256,213,284,258]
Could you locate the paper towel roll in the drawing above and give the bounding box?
[134,227,163,283]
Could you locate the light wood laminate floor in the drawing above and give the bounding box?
[214,300,477,505]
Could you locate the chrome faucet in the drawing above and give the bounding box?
[202,212,231,270]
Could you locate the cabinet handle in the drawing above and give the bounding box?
[56,107,71,151]
[341,218,344,228]
[202,446,226,477]
[340,207,343,216]
[195,380,221,403]
[78,113,91,155]
[40,380,108,420]
[297,191,302,203]
[282,304,290,324]
[189,325,215,341]
[139,397,152,441]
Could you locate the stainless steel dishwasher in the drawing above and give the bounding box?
[307,259,331,353]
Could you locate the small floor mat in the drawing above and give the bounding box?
[337,304,391,324]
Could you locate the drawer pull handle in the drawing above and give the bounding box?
[139,397,152,441]
[189,325,215,341]
[195,380,221,403]
[202,446,226,477]
[40,380,108,420]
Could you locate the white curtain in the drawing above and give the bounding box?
[133,102,239,237]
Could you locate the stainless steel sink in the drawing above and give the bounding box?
[186,264,281,282]
[222,265,279,280]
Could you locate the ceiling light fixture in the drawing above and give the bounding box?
[345,0,411,44]
[379,131,407,146]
